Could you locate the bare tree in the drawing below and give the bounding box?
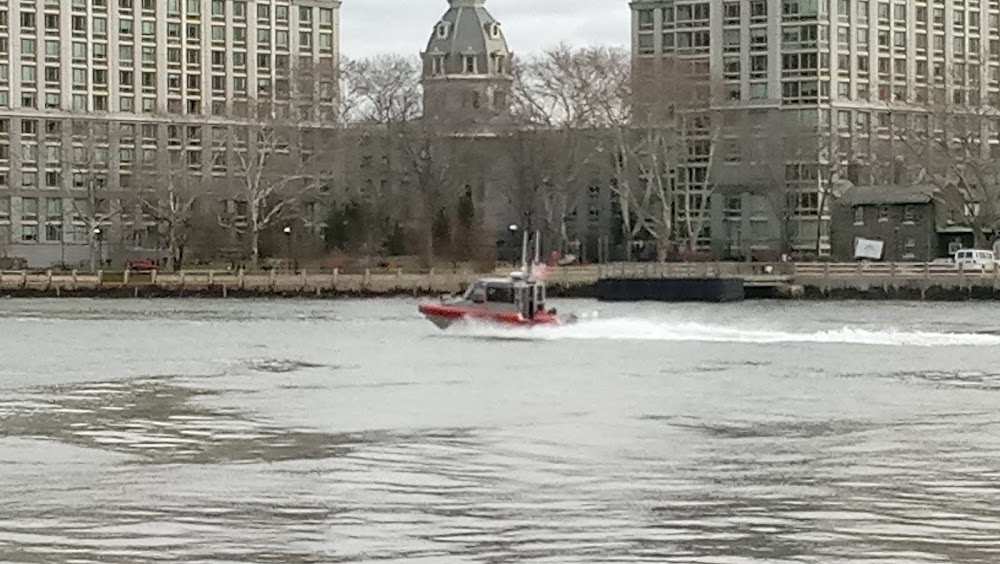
[341,54,488,266]
[620,127,684,260]
[397,122,462,265]
[512,44,618,251]
[67,120,119,270]
[711,110,816,257]
[339,55,423,261]
[341,54,422,125]
[220,114,336,270]
[593,53,721,258]
[209,58,341,269]
[893,103,1000,248]
[133,157,201,271]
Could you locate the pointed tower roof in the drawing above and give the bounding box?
[424,0,511,74]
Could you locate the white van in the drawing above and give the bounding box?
[953,249,997,271]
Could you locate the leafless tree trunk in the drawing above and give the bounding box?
[340,55,426,261]
[220,97,337,270]
[136,160,200,271]
[66,121,119,271]
[341,55,422,125]
[513,44,623,252]
[711,109,828,258]
[894,101,1000,248]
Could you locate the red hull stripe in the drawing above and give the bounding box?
[418,302,559,326]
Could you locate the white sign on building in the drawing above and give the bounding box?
[854,238,884,260]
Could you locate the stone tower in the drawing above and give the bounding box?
[421,0,514,131]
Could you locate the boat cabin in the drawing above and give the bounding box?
[462,273,548,318]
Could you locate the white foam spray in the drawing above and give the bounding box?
[446,317,1000,347]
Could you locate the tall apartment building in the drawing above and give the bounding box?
[0,0,340,267]
[632,0,1000,257]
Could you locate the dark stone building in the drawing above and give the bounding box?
[336,0,622,266]
[831,185,940,261]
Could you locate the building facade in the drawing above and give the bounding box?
[0,0,340,267]
[631,0,1000,259]
[332,0,623,266]
[414,0,617,263]
[831,184,940,261]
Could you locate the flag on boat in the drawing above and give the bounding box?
[531,263,548,280]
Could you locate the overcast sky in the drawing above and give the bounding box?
[340,0,631,59]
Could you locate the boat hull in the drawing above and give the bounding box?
[418,301,560,329]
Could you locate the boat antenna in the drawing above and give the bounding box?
[534,230,541,268]
[520,228,529,276]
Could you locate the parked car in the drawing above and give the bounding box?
[127,258,159,272]
[953,249,997,271]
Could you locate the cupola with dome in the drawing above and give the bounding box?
[421,0,514,130]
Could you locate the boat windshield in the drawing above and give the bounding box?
[462,282,484,301]
[485,284,514,303]
[462,281,517,304]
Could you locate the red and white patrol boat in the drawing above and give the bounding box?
[418,230,570,330]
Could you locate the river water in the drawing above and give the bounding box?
[2,298,1000,563]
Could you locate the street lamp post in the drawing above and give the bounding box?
[59,227,66,270]
[94,228,102,262]
[508,224,520,266]
[93,227,103,270]
[283,226,292,272]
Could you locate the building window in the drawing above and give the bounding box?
[854,206,864,225]
[432,55,445,75]
[319,33,333,52]
[46,197,62,220]
[464,55,477,73]
[46,223,63,243]
[878,205,889,222]
[903,205,917,223]
[319,8,333,27]
[22,197,38,220]
[638,9,655,31]
[21,224,38,242]
[723,2,740,23]
[436,22,450,39]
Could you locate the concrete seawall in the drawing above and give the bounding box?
[0,269,485,299]
[0,269,597,299]
[2,264,1000,301]
[800,279,1000,301]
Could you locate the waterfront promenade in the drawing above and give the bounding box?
[0,261,999,299]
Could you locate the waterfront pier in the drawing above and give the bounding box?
[0,262,998,300]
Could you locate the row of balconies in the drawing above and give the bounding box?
[5,1,334,25]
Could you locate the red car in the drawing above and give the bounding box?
[128,258,158,272]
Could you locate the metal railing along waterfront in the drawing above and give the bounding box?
[0,262,996,294]
[0,267,486,294]
[584,261,1000,284]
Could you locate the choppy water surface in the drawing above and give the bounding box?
[2,298,1000,563]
